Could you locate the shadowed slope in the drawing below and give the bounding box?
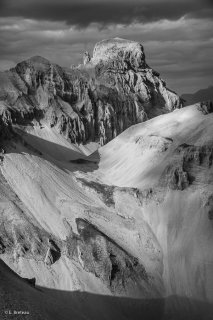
[1,258,213,320]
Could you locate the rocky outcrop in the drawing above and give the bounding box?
[198,101,213,114]
[91,38,147,68]
[44,239,61,266]
[161,143,213,190]
[205,194,213,220]
[0,38,183,146]
[164,165,190,190]
[83,51,91,65]
[66,218,149,296]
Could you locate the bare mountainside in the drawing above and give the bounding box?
[0,38,182,147]
[0,101,212,319]
[0,39,212,320]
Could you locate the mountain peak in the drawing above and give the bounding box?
[14,55,53,76]
[28,55,50,63]
[26,55,52,68]
[91,37,147,69]
[16,55,51,68]
[14,55,50,68]
[2,37,182,146]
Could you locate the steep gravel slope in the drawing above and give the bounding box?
[0,62,211,319]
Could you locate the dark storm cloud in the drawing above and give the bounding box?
[0,0,212,93]
[0,0,212,26]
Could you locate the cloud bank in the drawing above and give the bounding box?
[0,0,212,93]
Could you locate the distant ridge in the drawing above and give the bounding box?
[181,85,213,106]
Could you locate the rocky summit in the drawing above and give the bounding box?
[0,38,182,146]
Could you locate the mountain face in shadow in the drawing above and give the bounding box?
[181,85,213,106]
[0,38,182,146]
[1,258,213,320]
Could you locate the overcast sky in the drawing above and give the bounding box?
[0,0,212,94]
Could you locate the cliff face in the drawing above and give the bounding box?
[0,38,182,146]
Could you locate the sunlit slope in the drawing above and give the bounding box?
[0,103,212,319]
[0,128,161,299]
[94,104,213,308]
[97,104,213,188]
[0,151,112,294]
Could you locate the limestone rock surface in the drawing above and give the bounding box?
[0,38,183,146]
